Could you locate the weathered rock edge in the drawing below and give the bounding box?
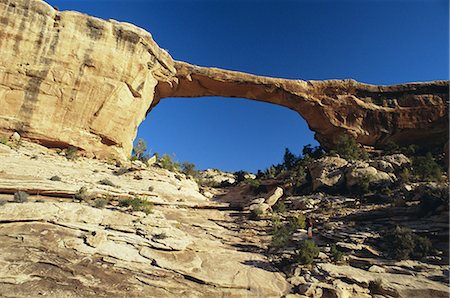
[0,0,448,159]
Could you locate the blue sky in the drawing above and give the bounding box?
[46,0,449,172]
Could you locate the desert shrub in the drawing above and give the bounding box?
[65,146,79,160]
[14,191,29,203]
[412,153,442,182]
[234,171,248,184]
[273,200,286,213]
[158,154,180,172]
[382,141,400,154]
[181,162,197,178]
[302,144,325,159]
[0,200,6,206]
[153,232,167,240]
[330,244,344,262]
[332,134,369,161]
[358,174,374,194]
[49,175,61,182]
[417,184,449,216]
[283,148,298,171]
[0,137,8,145]
[74,186,91,201]
[98,179,116,187]
[148,186,154,192]
[294,240,320,264]
[399,168,412,182]
[119,197,153,214]
[94,198,108,208]
[289,214,306,230]
[271,216,290,249]
[384,226,432,260]
[248,179,267,195]
[249,207,264,220]
[132,138,150,162]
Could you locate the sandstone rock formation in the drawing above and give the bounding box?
[0,0,448,160]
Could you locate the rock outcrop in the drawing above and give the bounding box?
[0,0,448,159]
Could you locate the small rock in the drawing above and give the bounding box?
[287,276,306,286]
[85,230,107,248]
[368,265,386,273]
[11,132,20,142]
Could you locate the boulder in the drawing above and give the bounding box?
[382,154,411,171]
[346,165,393,189]
[309,157,348,191]
[265,187,283,207]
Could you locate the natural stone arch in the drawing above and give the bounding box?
[0,0,448,160]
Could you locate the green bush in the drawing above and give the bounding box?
[158,154,180,172]
[132,138,148,162]
[272,200,286,213]
[65,146,79,160]
[119,197,153,214]
[330,244,344,262]
[248,179,267,195]
[249,207,264,220]
[94,198,108,208]
[384,226,432,260]
[358,174,374,194]
[294,240,320,264]
[74,186,92,201]
[289,214,306,230]
[271,216,290,249]
[412,153,442,182]
[283,148,298,171]
[332,134,369,161]
[49,175,62,182]
[181,162,197,178]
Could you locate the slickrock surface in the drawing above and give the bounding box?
[0,141,289,297]
[0,0,448,159]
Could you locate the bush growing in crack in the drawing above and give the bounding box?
[119,197,153,214]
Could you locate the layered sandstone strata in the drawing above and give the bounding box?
[0,0,448,159]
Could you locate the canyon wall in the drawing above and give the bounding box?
[0,0,448,159]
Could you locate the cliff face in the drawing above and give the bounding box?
[0,0,448,159]
[0,0,175,158]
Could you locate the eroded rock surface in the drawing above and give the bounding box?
[0,0,448,159]
[0,141,290,297]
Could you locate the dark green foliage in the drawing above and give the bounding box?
[0,137,8,145]
[119,197,153,214]
[272,200,286,213]
[330,244,344,262]
[417,184,449,216]
[132,138,150,162]
[412,153,442,182]
[398,168,412,182]
[234,171,248,183]
[249,207,264,220]
[382,141,400,154]
[294,240,320,264]
[333,134,369,160]
[181,162,197,178]
[358,174,374,194]
[14,191,29,203]
[283,148,297,171]
[384,226,432,260]
[158,154,180,172]
[302,144,325,159]
[270,216,290,248]
[289,214,306,230]
[248,179,267,195]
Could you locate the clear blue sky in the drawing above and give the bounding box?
[46,0,449,173]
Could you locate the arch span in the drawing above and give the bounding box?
[0,0,447,159]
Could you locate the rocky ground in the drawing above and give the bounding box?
[0,140,448,297]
